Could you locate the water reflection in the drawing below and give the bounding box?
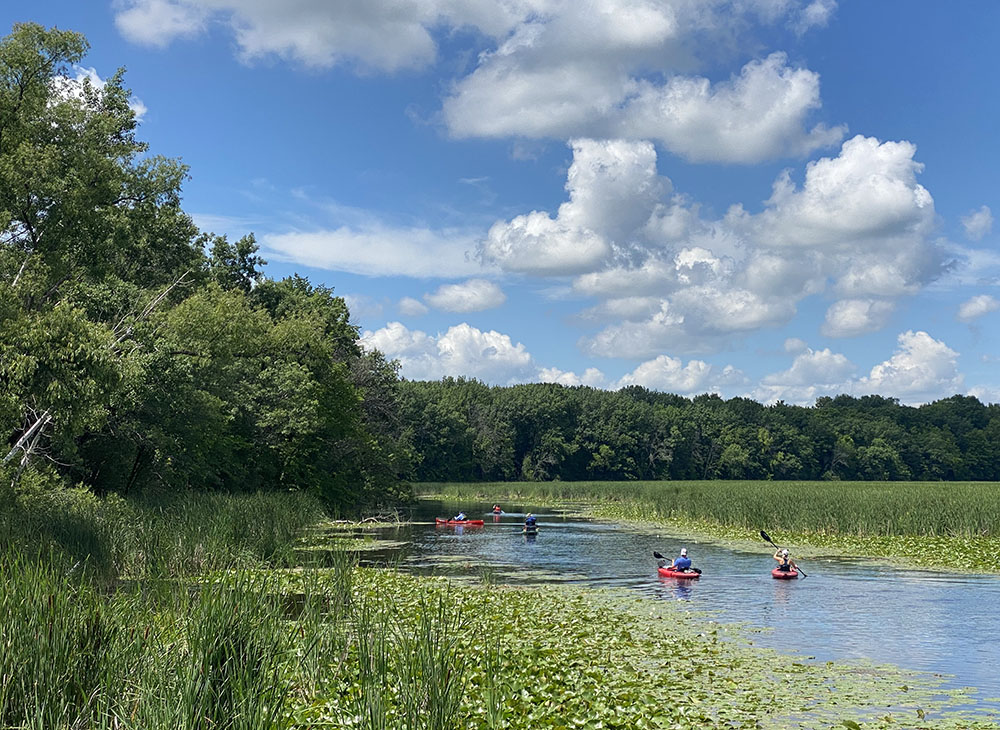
[364,500,1000,705]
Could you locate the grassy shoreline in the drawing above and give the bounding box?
[416,480,1000,573]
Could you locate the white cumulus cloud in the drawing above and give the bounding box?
[425,279,506,312]
[957,294,1000,322]
[614,354,717,393]
[855,330,962,404]
[537,366,607,388]
[480,135,947,356]
[821,299,895,338]
[361,321,533,383]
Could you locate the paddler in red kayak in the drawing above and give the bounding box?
[453,511,468,522]
[660,548,693,573]
[773,548,798,574]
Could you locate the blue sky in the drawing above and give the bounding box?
[15,1,1000,404]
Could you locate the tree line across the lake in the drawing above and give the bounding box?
[3,24,999,521]
[398,379,1000,483]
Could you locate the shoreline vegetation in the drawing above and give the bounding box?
[416,480,1000,573]
[4,489,998,730]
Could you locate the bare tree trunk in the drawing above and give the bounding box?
[3,410,51,464]
[10,418,48,489]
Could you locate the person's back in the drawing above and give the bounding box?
[524,513,537,527]
[669,548,692,571]
[774,548,793,571]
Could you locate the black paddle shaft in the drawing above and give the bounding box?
[760,530,808,578]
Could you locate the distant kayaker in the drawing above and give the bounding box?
[524,513,537,528]
[453,511,467,522]
[774,548,798,573]
[492,504,502,514]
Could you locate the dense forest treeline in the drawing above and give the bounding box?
[399,379,1000,482]
[0,24,410,513]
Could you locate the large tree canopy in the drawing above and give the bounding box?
[0,24,410,514]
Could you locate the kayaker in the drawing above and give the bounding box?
[524,513,537,528]
[774,548,798,573]
[453,511,467,522]
[492,504,502,514]
[667,548,692,572]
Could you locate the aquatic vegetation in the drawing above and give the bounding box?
[419,481,1000,572]
[302,569,998,729]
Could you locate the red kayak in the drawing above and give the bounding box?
[771,568,798,579]
[658,567,700,579]
[435,518,485,526]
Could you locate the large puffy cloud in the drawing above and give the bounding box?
[263,225,482,277]
[618,53,845,163]
[361,321,534,382]
[855,331,962,404]
[745,136,942,300]
[443,5,844,162]
[480,139,660,275]
[489,135,945,357]
[425,279,507,312]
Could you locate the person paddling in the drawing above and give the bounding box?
[660,548,693,573]
[773,548,798,573]
[524,513,537,530]
[492,504,502,514]
[453,511,467,522]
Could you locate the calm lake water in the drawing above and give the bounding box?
[357,500,1000,708]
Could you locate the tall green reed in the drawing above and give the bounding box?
[394,595,468,730]
[421,480,1000,538]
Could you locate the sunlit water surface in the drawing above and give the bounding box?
[356,501,1000,706]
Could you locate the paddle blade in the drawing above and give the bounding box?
[693,568,702,574]
[759,529,772,543]
[652,551,666,559]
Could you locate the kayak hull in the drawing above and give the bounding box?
[435,518,485,526]
[658,567,700,579]
[771,568,798,579]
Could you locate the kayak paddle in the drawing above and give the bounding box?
[759,530,807,578]
[651,551,702,574]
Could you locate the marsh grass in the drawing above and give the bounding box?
[420,479,1000,537]
[0,487,325,584]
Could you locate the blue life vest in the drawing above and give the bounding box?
[674,556,692,570]
[525,516,537,527]
[454,513,466,521]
